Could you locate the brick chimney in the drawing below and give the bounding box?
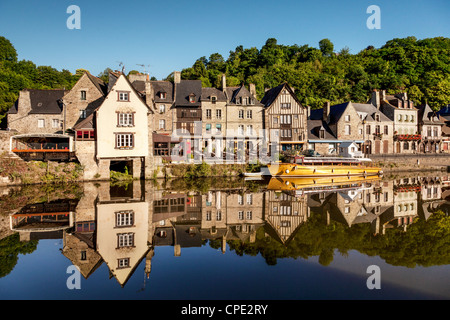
[323,101,330,122]
[174,71,181,84]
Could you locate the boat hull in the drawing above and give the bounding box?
[267,163,382,177]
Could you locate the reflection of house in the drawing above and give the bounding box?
[95,183,150,287]
[437,105,450,152]
[264,190,308,245]
[10,199,77,241]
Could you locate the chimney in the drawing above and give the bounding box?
[249,83,256,97]
[145,81,153,108]
[371,89,380,109]
[323,101,330,122]
[222,74,226,91]
[174,71,181,84]
[381,90,386,102]
[307,106,311,119]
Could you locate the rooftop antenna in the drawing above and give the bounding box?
[117,61,124,74]
[137,64,151,75]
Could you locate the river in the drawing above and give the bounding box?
[0,173,449,301]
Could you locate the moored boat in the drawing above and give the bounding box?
[267,155,382,177]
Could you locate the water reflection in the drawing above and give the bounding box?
[1,173,449,287]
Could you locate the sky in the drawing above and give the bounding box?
[0,0,449,80]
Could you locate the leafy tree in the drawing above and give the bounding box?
[319,38,334,57]
[0,36,17,62]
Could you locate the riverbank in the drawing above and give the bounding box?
[0,152,448,187]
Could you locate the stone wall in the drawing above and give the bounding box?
[370,154,450,172]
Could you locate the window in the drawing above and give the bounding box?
[345,125,351,135]
[37,119,45,128]
[116,211,134,227]
[280,115,291,124]
[239,110,244,119]
[345,115,350,121]
[160,92,166,99]
[403,141,409,150]
[206,123,211,133]
[366,125,371,135]
[116,133,134,148]
[80,90,86,100]
[118,233,134,247]
[375,125,380,134]
[238,125,244,135]
[273,117,278,124]
[189,94,195,103]
[398,114,402,122]
[281,103,291,109]
[246,211,252,220]
[216,124,222,133]
[52,119,60,128]
[375,114,380,121]
[211,96,216,104]
[118,91,130,101]
[80,110,87,119]
[281,129,292,137]
[384,125,389,135]
[246,194,252,205]
[118,258,130,268]
[238,194,243,205]
[246,125,253,136]
[206,211,211,221]
[238,211,244,220]
[118,113,134,126]
[216,109,222,119]
[216,211,222,221]
[159,119,165,130]
[247,110,252,119]
[319,129,325,139]
[206,109,212,119]
[159,104,165,113]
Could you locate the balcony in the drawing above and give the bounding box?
[394,134,421,141]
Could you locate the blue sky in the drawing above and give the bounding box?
[0,0,449,80]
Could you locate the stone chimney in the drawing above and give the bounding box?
[249,83,256,97]
[145,81,153,108]
[371,89,381,109]
[306,106,311,119]
[174,71,181,84]
[222,74,226,91]
[381,90,386,101]
[323,101,330,122]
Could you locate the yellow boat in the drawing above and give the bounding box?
[267,175,381,193]
[267,156,382,177]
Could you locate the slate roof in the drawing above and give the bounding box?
[307,119,337,140]
[174,80,202,107]
[152,81,174,103]
[200,87,227,102]
[352,103,391,122]
[224,84,262,105]
[21,89,67,114]
[260,83,302,108]
[73,112,95,130]
[309,102,350,125]
[418,103,442,125]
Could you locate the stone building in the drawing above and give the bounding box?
[417,103,443,153]
[437,105,450,152]
[308,101,364,155]
[375,90,419,153]
[353,102,394,154]
[200,86,227,157]
[61,72,107,131]
[222,75,264,161]
[261,83,308,155]
[7,89,67,134]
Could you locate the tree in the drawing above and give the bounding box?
[319,38,334,57]
[0,36,17,62]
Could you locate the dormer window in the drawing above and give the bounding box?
[375,114,380,122]
[189,94,196,103]
[211,96,217,104]
[118,91,130,102]
[160,92,166,99]
[319,128,325,139]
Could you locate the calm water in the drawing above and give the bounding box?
[0,173,449,301]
